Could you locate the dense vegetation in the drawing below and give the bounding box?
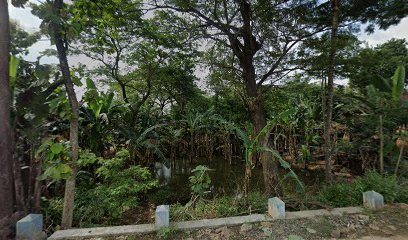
[1,0,408,238]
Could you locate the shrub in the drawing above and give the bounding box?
[42,198,64,233]
[148,188,173,205]
[318,181,363,207]
[189,165,212,202]
[319,171,408,207]
[74,149,158,225]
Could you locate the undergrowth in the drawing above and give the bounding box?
[319,171,408,207]
[170,191,267,221]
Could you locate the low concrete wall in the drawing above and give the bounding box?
[48,207,363,240]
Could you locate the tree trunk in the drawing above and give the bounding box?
[243,163,251,207]
[395,145,404,175]
[379,115,384,175]
[53,0,80,229]
[232,0,280,197]
[324,0,340,183]
[32,157,43,212]
[0,0,15,238]
[242,57,281,196]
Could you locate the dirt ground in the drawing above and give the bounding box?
[96,204,408,240]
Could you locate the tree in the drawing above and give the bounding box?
[71,0,149,126]
[51,0,80,229]
[147,55,199,115]
[323,0,340,182]
[10,20,40,56]
[316,0,408,182]
[150,0,328,196]
[71,1,198,127]
[0,0,14,238]
[348,39,408,92]
[32,0,80,228]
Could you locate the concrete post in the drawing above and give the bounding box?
[268,197,285,219]
[16,214,45,240]
[155,205,170,228]
[363,191,384,209]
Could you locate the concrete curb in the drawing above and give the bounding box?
[48,206,363,239]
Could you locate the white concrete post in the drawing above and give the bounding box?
[363,191,384,209]
[268,197,285,219]
[155,205,170,228]
[16,214,45,240]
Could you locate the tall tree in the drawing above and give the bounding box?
[71,0,147,126]
[0,0,14,237]
[51,0,80,229]
[348,39,408,92]
[320,0,408,181]
[323,0,340,182]
[150,0,327,195]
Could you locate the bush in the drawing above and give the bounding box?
[42,198,64,233]
[74,149,158,226]
[189,165,212,201]
[148,188,173,205]
[319,171,408,207]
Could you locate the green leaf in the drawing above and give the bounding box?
[9,55,20,80]
[260,147,305,192]
[50,143,64,154]
[59,164,72,175]
[234,126,251,146]
[277,108,296,122]
[86,78,97,90]
[392,65,406,105]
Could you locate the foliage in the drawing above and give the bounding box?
[8,0,408,232]
[10,20,41,55]
[36,138,72,180]
[189,165,212,202]
[80,78,118,155]
[74,149,158,225]
[118,124,166,162]
[319,171,408,207]
[348,39,408,92]
[157,226,177,240]
[235,109,306,193]
[171,191,267,222]
[42,198,64,232]
[392,65,406,105]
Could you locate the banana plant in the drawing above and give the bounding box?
[392,65,406,107]
[117,123,166,164]
[234,109,304,207]
[352,65,406,174]
[80,78,118,155]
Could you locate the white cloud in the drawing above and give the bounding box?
[9,2,41,33]
[9,2,57,64]
[358,17,408,46]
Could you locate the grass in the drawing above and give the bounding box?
[170,191,267,221]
